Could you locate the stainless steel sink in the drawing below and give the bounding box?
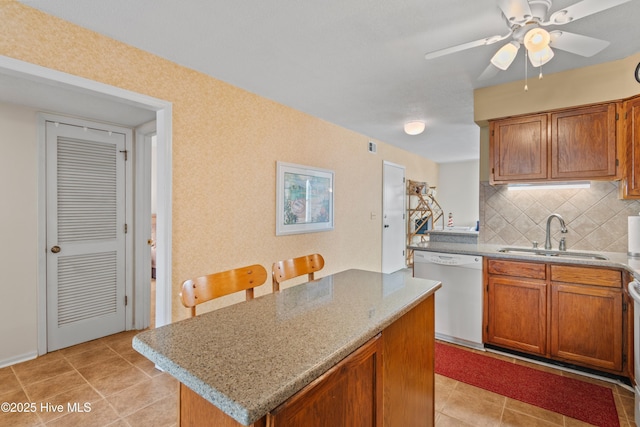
[497,247,609,260]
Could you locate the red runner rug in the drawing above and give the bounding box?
[435,343,620,427]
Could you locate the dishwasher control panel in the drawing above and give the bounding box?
[414,250,482,268]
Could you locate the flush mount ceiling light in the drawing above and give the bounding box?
[404,121,425,136]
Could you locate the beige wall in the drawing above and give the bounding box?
[0,103,39,364]
[437,160,480,228]
[474,52,640,124]
[0,1,438,362]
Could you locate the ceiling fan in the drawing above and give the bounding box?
[424,0,631,81]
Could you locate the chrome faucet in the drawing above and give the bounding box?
[545,213,568,250]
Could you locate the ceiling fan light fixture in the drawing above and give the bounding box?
[523,27,551,52]
[490,41,520,70]
[528,45,554,67]
[404,121,425,136]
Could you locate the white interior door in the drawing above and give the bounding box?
[46,121,127,351]
[382,161,406,273]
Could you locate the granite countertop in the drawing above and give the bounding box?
[409,241,640,277]
[132,269,440,426]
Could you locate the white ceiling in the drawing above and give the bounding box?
[17,0,640,163]
[0,68,156,127]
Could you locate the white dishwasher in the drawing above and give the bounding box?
[413,250,483,349]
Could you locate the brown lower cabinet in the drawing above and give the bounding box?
[179,296,435,427]
[550,282,622,371]
[486,275,547,356]
[484,259,629,377]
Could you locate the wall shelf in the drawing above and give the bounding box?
[406,180,443,266]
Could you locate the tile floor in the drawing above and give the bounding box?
[0,329,177,427]
[2,334,636,427]
[435,343,637,427]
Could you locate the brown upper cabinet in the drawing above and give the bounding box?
[490,103,619,184]
[490,113,548,182]
[621,96,640,199]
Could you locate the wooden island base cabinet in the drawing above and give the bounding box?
[178,296,435,427]
[484,259,630,378]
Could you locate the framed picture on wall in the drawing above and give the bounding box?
[276,161,334,236]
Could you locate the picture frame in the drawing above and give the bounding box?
[276,161,334,236]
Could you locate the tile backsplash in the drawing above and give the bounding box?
[479,181,640,253]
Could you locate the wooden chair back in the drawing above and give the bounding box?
[180,264,267,317]
[272,253,325,292]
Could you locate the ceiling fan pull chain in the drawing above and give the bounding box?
[524,50,528,92]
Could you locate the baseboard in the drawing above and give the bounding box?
[435,334,484,351]
[484,344,633,391]
[0,351,38,369]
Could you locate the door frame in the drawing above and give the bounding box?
[134,121,155,330]
[0,56,174,355]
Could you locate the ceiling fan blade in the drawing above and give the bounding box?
[497,0,533,25]
[478,64,501,81]
[544,0,631,25]
[549,31,610,57]
[425,39,492,60]
[424,31,512,60]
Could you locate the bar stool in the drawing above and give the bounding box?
[180,264,267,317]
[271,254,325,292]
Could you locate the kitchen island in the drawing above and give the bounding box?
[133,269,441,426]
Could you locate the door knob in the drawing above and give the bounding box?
[51,245,61,253]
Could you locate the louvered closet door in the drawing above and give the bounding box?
[46,121,126,351]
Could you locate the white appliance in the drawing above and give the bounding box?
[413,250,483,349]
[628,279,640,426]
